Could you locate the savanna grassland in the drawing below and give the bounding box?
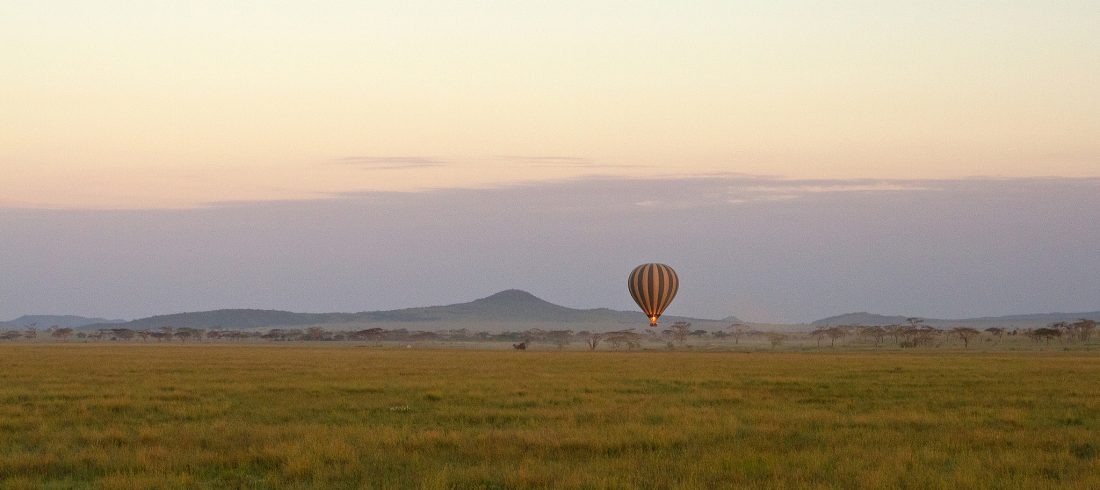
[1,345,1098,489]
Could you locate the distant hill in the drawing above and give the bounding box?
[81,290,733,332]
[357,290,631,323]
[84,309,358,331]
[1,315,124,330]
[812,312,911,327]
[813,311,1100,328]
[952,312,1100,328]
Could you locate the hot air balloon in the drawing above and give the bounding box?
[628,263,678,326]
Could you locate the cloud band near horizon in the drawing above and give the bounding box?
[2,175,1097,325]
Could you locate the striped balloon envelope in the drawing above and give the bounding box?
[627,263,679,326]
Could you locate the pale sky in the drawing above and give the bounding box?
[2,2,1099,322]
[2,1,1098,208]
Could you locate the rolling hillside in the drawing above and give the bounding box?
[79,290,738,332]
[0,315,123,330]
[813,311,1100,328]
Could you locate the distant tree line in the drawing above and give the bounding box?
[807,318,1096,349]
[1,319,1094,351]
[0,322,723,351]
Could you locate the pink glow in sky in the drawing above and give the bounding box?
[2,1,1097,208]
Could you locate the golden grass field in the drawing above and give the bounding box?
[1,344,1098,488]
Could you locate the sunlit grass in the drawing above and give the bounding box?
[1,345,1097,488]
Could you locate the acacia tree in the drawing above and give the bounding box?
[900,325,940,347]
[810,326,848,347]
[824,326,847,347]
[833,326,851,347]
[111,328,136,341]
[524,328,547,345]
[766,332,786,349]
[174,327,203,342]
[949,327,981,349]
[1022,329,1037,343]
[584,333,604,351]
[546,330,574,350]
[669,322,691,346]
[810,328,827,347]
[605,330,642,350]
[884,325,903,345]
[304,326,328,341]
[1025,327,1062,344]
[444,328,470,340]
[1072,319,1095,343]
[1050,322,1074,342]
[985,327,1005,343]
[1036,328,1062,344]
[51,327,74,342]
[860,326,887,346]
[728,323,750,345]
[352,328,387,342]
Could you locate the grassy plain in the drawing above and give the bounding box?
[1,344,1098,488]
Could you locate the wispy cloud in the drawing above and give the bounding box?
[723,180,932,205]
[336,156,447,170]
[627,176,934,209]
[493,155,651,169]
